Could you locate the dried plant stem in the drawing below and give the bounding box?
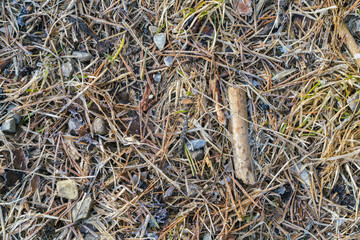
[229,87,255,184]
[338,21,360,68]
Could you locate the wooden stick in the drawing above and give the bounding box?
[338,21,360,69]
[228,87,255,184]
[211,78,226,125]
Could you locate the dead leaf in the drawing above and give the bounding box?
[235,0,252,16]
[30,175,40,192]
[181,98,193,105]
[13,148,28,170]
[4,170,22,187]
[0,58,11,71]
[77,124,89,136]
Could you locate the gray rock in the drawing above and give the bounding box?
[1,118,16,133]
[84,233,100,240]
[147,232,159,240]
[292,164,311,187]
[0,26,13,35]
[164,56,174,67]
[348,17,360,35]
[348,92,360,112]
[68,118,83,133]
[61,62,73,78]
[187,183,199,197]
[273,185,286,195]
[72,51,92,62]
[154,73,162,82]
[164,186,175,198]
[154,33,167,50]
[190,149,204,161]
[219,176,231,185]
[148,26,159,36]
[186,139,206,151]
[72,196,93,221]
[7,105,21,124]
[93,117,107,135]
[203,233,212,240]
[56,180,78,200]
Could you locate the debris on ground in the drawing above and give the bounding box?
[2,0,360,239]
[61,62,74,78]
[1,118,16,133]
[56,180,79,200]
[72,196,93,222]
[153,33,167,50]
[92,117,108,135]
[72,51,93,63]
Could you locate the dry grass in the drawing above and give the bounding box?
[2,0,360,239]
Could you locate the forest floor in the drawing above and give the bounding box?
[1,0,360,239]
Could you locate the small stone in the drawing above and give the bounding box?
[1,118,16,133]
[0,88,5,100]
[68,118,83,134]
[132,174,147,190]
[203,233,212,240]
[0,26,13,35]
[154,73,162,82]
[56,180,78,200]
[148,26,159,36]
[61,62,73,78]
[164,186,175,198]
[93,118,107,135]
[7,105,21,124]
[72,196,93,221]
[147,232,159,240]
[164,56,174,67]
[84,233,100,240]
[153,33,167,50]
[186,139,206,151]
[347,92,360,112]
[187,183,199,197]
[72,51,92,62]
[190,149,204,161]
[273,185,286,195]
[219,176,231,185]
[292,164,310,187]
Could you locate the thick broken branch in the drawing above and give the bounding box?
[228,87,255,184]
[338,21,360,68]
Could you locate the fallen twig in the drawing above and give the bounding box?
[338,21,360,68]
[228,87,255,184]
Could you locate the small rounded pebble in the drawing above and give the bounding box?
[68,118,83,134]
[72,196,93,221]
[61,62,74,78]
[186,139,206,151]
[93,118,108,135]
[84,233,101,240]
[56,180,78,200]
[148,26,159,36]
[203,233,212,240]
[1,118,17,133]
[154,33,167,50]
[347,92,359,112]
[72,51,92,62]
[154,73,161,82]
[7,105,21,124]
[190,149,204,161]
[164,56,174,67]
[0,26,13,34]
